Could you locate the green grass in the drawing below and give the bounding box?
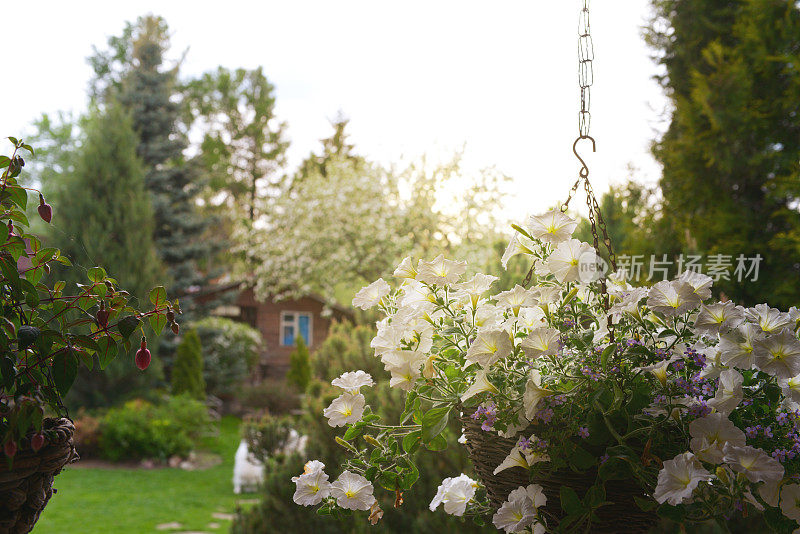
[34,416,257,533]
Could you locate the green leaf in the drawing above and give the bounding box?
[657,329,677,339]
[402,430,422,454]
[87,266,107,283]
[583,484,606,509]
[51,350,78,395]
[1,356,15,389]
[600,344,615,370]
[421,406,451,442]
[569,445,597,470]
[96,336,118,370]
[633,495,657,512]
[7,186,27,210]
[400,463,420,490]
[425,434,448,451]
[560,486,583,515]
[118,315,141,339]
[377,471,399,491]
[149,314,167,335]
[342,423,365,441]
[149,286,167,307]
[656,503,685,523]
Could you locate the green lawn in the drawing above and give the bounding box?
[34,416,257,533]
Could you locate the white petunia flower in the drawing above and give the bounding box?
[535,286,561,305]
[678,270,713,300]
[352,278,391,310]
[698,345,725,380]
[465,329,513,367]
[460,369,499,402]
[382,349,427,390]
[292,467,332,506]
[523,370,555,419]
[521,327,560,359]
[707,369,744,415]
[746,303,793,334]
[518,307,547,330]
[416,254,467,286]
[545,239,595,284]
[399,279,435,308]
[493,443,549,475]
[452,273,498,306]
[495,285,538,315]
[722,443,785,483]
[753,330,800,380]
[780,373,800,404]
[331,371,375,393]
[501,233,536,269]
[393,256,417,279]
[429,474,478,516]
[653,452,713,505]
[323,393,366,427]
[759,479,781,507]
[493,484,547,534]
[647,280,702,317]
[689,413,746,464]
[608,287,648,319]
[694,302,745,335]
[780,484,800,521]
[330,470,376,511]
[527,210,578,244]
[492,494,535,533]
[301,460,325,474]
[718,323,764,369]
[635,355,681,387]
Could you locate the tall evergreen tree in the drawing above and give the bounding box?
[646,0,800,307]
[56,103,164,408]
[54,103,160,301]
[90,15,213,315]
[294,112,363,183]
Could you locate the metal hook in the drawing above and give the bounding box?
[572,135,595,178]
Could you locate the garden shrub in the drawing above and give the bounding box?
[286,336,312,392]
[171,329,206,400]
[237,379,300,415]
[72,410,103,459]
[240,413,295,465]
[193,316,262,399]
[98,395,210,462]
[233,321,485,533]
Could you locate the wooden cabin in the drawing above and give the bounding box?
[197,284,352,378]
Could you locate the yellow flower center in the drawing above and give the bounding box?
[342,408,352,416]
[345,490,356,498]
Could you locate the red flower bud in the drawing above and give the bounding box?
[30,433,45,452]
[135,337,151,370]
[171,322,180,335]
[4,439,17,458]
[96,301,109,328]
[38,194,52,224]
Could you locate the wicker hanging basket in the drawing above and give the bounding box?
[461,414,657,533]
[0,418,78,534]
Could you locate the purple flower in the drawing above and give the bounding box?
[672,360,685,371]
[517,437,532,451]
[763,426,774,438]
[599,454,609,464]
[778,412,790,426]
[578,426,590,439]
[745,426,758,439]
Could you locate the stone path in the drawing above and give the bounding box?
[153,500,253,532]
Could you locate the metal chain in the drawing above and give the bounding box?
[578,0,593,138]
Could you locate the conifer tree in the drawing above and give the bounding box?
[646,0,800,307]
[286,336,312,393]
[90,15,213,314]
[57,103,164,408]
[171,329,206,400]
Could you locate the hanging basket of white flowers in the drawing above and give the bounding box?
[289,2,800,533]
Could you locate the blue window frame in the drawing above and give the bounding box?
[281,311,312,346]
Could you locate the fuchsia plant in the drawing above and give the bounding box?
[0,138,179,459]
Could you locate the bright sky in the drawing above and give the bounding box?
[3,1,667,221]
